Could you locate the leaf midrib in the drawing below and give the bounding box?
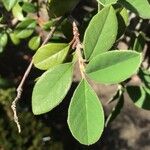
[35,47,68,67]
[83,81,89,144]
[89,7,111,59]
[87,53,140,73]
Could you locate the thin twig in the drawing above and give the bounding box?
[11,17,64,133]
[72,21,85,79]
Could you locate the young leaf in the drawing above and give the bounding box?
[83,6,118,60]
[118,0,150,19]
[68,79,104,145]
[127,86,150,110]
[97,0,118,6]
[86,50,142,84]
[32,63,73,115]
[1,0,17,11]
[28,36,41,51]
[33,43,70,70]
[14,19,36,39]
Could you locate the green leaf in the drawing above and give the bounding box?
[120,8,128,26]
[127,86,150,110]
[0,33,8,47]
[133,33,145,52]
[9,33,20,45]
[83,6,118,60]
[28,36,41,51]
[97,0,118,6]
[117,8,129,39]
[1,0,17,11]
[33,43,70,70]
[68,79,104,145]
[42,20,56,30]
[0,46,3,53]
[86,50,142,84]
[118,0,150,19]
[22,2,37,13]
[138,68,150,88]
[48,0,80,17]
[12,2,25,21]
[14,19,36,39]
[32,63,73,115]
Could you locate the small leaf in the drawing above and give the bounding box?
[14,19,36,39]
[118,0,150,19]
[68,79,104,145]
[0,46,3,53]
[28,36,41,51]
[33,43,70,70]
[42,20,56,30]
[1,0,17,11]
[0,33,8,47]
[9,33,20,45]
[97,0,118,6]
[22,2,37,13]
[120,8,128,26]
[12,2,25,21]
[127,86,150,110]
[86,50,142,84]
[133,33,146,52]
[83,6,118,60]
[32,63,73,115]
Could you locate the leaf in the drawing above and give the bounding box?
[22,2,37,13]
[0,46,3,53]
[117,8,129,39]
[41,20,56,30]
[12,2,25,21]
[127,86,150,110]
[33,43,70,70]
[86,50,142,84]
[48,0,80,17]
[68,79,104,145]
[14,19,36,39]
[120,8,128,26]
[133,33,145,52]
[9,33,20,45]
[0,33,8,47]
[1,0,17,11]
[138,68,150,88]
[118,0,150,19]
[83,6,118,60]
[32,63,73,115]
[97,0,118,6]
[105,94,124,127]
[28,36,41,51]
